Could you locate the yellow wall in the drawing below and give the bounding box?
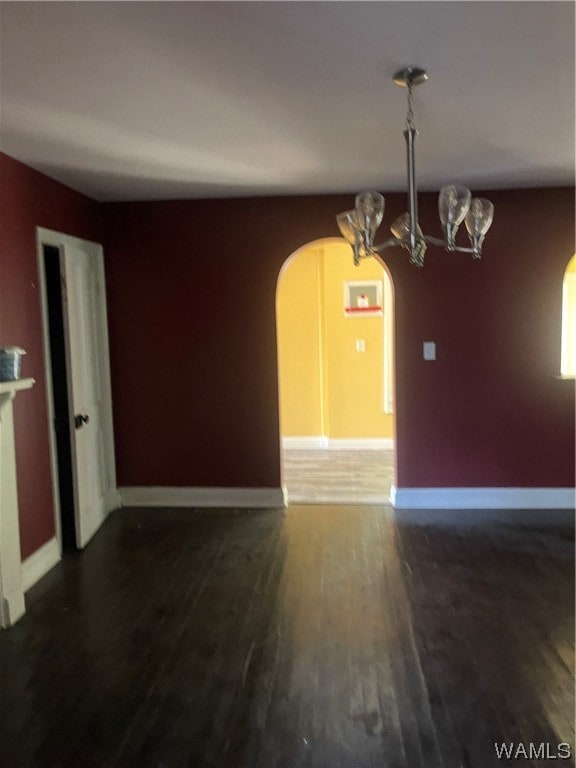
[276,245,324,436]
[277,241,394,439]
[561,254,576,376]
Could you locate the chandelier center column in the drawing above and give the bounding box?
[404,124,418,252]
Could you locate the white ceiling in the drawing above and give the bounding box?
[0,1,574,202]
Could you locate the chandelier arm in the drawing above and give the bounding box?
[423,235,446,247]
[450,245,479,255]
[371,237,404,253]
[423,235,479,256]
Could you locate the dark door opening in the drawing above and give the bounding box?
[43,245,77,551]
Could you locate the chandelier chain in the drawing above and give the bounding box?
[406,84,416,130]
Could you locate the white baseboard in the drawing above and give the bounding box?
[390,486,576,510]
[326,438,394,450]
[287,493,392,505]
[119,486,286,509]
[282,437,394,450]
[282,436,328,449]
[104,487,122,514]
[1,591,26,628]
[22,536,61,592]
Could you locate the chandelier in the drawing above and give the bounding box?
[336,66,495,267]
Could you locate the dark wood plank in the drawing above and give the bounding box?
[0,505,573,767]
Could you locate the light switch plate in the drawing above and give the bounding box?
[423,341,436,361]
[356,339,366,352]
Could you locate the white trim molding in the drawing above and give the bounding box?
[104,488,122,515]
[282,437,394,450]
[22,537,61,593]
[0,378,36,628]
[326,438,394,451]
[119,487,286,509]
[390,486,576,510]
[288,493,392,505]
[282,436,328,449]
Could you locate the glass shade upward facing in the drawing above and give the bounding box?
[355,192,385,249]
[336,210,359,245]
[438,184,471,248]
[390,212,423,241]
[336,192,385,260]
[438,185,471,226]
[390,213,427,267]
[465,198,495,238]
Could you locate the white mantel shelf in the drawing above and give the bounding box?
[0,377,35,395]
[0,377,36,628]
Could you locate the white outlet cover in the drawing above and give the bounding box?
[423,341,436,361]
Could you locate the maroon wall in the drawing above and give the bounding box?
[0,152,102,558]
[3,149,571,563]
[103,188,575,491]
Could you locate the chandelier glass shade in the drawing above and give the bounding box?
[337,67,495,267]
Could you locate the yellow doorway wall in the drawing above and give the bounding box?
[277,241,394,440]
[561,254,576,376]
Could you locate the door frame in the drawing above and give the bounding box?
[36,227,120,552]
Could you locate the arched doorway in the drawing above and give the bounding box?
[276,238,396,504]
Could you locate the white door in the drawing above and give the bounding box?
[38,229,118,550]
[60,239,116,548]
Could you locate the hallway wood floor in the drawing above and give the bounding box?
[282,449,394,503]
[1,505,573,768]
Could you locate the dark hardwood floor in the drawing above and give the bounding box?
[1,505,573,768]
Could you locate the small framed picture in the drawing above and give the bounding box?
[344,280,383,316]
